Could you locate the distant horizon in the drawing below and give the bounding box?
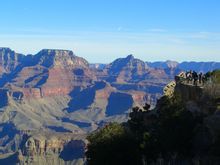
[1,47,219,64]
[0,0,220,63]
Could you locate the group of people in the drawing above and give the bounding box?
[185,70,208,86]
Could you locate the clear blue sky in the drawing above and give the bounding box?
[0,0,220,63]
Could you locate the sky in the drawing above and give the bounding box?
[0,0,220,63]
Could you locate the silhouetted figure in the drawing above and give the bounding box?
[205,72,212,83]
[186,70,193,84]
[186,71,190,83]
[189,70,193,84]
[199,72,203,84]
[143,103,151,111]
[192,71,198,86]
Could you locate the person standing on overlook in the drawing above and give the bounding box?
[192,71,198,86]
[199,72,203,85]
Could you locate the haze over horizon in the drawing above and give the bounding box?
[0,0,220,63]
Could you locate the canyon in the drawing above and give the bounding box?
[0,47,219,164]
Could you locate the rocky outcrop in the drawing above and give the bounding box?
[22,135,85,156]
[175,83,203,102]
[35,50,94,97]
[35,49,89,68]
[0,48,23,75]
[21,134,86,165]
[173,72,204,102]
[106,54,150,83]
[0,133,86,165]
[1,49,95,99]
[163,81,176,98]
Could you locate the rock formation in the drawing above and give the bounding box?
[0,48,220,164]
